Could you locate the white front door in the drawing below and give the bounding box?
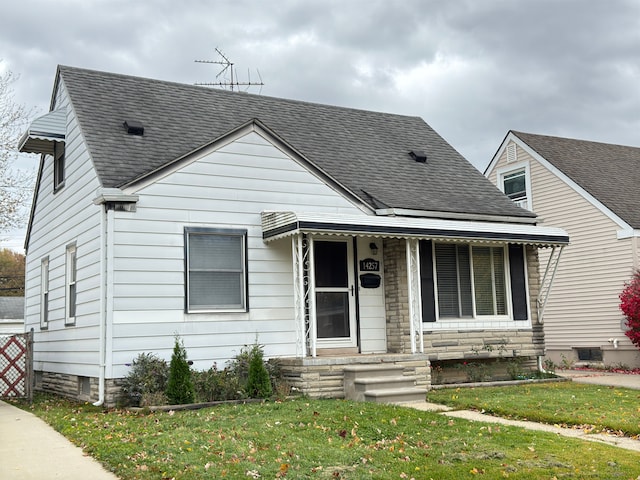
[313,238,357,348]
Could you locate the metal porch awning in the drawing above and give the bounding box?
[262,211,569,247]
[18,108,67,155]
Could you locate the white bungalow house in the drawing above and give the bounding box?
[19,66,568,405]
[485,131,640,368]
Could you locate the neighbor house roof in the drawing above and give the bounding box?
[0,297,24,320]
[512,131,640,229]
[53,65,534,220]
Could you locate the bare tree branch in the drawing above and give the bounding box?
[0,63,36,234]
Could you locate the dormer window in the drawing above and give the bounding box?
[54,142,65,191]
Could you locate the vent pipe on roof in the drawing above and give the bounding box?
[123,120,144,136]
[409,150,427,163]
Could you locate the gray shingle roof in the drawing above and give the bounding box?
[59,66,533,219]
[513,131,640,228]
[0,297,24,320]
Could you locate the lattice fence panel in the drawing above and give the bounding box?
[0,331,33,400]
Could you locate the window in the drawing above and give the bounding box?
[65,244,77,325]
[53,142,65,190]
[433,244,507,318]
[40,258,49,329]
[503,169,528,208]
[185,228,247,312]
[420,241,529,323]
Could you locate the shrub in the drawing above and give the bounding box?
[120,353,169,406]
[246,345,272,399]
[166,336,195,404]
[192,364,244,402]
[620,270,640,350]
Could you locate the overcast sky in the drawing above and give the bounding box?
[2,0,640,251]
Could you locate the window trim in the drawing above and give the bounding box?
[65,243,77,326]
[497,161,532,211]
[184,227,248,313]
[40,257,49,329]
[53,142,65,192]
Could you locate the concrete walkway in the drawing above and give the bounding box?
[556,369,640,390]
[0,400,118,479]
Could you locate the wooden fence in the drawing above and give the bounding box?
[0,329,33,401]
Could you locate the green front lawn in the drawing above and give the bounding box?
[427,382,640,436]
[16,393,640,479]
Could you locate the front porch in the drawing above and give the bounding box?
[278,353,430,400]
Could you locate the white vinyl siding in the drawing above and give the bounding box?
[23,80,103,377]
[109,129,365,373]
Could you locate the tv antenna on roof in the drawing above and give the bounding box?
[195,47,264,93]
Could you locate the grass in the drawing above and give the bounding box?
[14,392,640,479]
[427,382,640,437]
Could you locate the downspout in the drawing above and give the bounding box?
[93,204,107,406]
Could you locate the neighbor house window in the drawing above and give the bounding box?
[40,257,49,329]
[53,142,65,191]
[503,169,528,208]
[420,241,529,323]
[185,228,247,312]
[65,244,77,325]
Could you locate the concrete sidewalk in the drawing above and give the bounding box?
[0,400,118,479]
[556,369,640,389]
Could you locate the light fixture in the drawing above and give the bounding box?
[369,242,378,255]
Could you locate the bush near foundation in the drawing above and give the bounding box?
[620,270,640,350]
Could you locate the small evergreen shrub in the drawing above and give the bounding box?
[120,353,169,406]
[620,270,640,350]
[166,336,195,405]
[246,345,272,399]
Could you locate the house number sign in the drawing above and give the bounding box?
[359,258,380,272]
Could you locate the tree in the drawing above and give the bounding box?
[0,248,25,296]
[0,63,34,234]
[620,270,640,350]
[165,336,195,405]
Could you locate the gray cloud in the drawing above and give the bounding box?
[3,0,640,248]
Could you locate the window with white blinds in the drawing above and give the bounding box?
[434,243,508,318]
[185,228,247,312]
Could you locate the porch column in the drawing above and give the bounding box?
[292,234,315,357]
[405,238,424,353]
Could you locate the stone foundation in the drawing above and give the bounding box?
[278,354,431,398]
[35,371,121,407]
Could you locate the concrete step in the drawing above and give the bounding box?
[364,386,428,404]
[343,364,405,378]
[354,376,417,390]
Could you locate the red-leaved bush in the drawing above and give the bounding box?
[620,270,640,350]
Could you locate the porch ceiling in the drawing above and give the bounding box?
[261,211,569,247]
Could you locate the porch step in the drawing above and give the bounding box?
[343,365,427,404]
[364,386,428,404]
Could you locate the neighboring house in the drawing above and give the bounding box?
[0,297,24,334]
[486,131,640,368]
[19,66,568,406]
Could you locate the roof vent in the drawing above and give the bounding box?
[123,120,144,136]
[409,150,427,163]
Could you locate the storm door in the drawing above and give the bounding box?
[313,238,357,348]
